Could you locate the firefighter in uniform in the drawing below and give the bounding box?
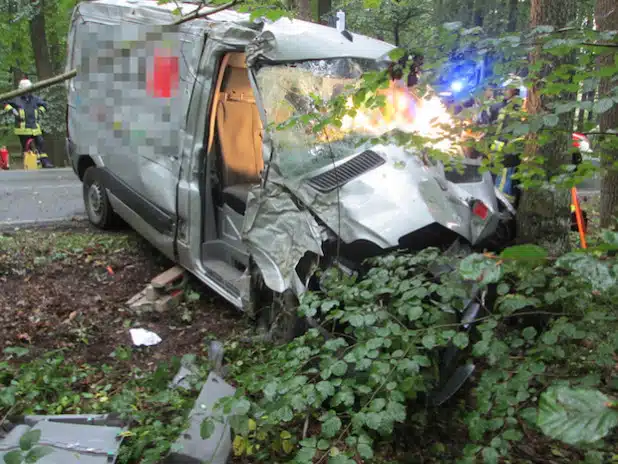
[476,77,526,204]
[3,78,54,168]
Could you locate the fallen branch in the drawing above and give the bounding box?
[0,69,77,102]
[173,0,239,25]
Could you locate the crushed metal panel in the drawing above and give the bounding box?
[242,183,324,294]
[166,372,235,464]
[247,17,394,64]
[0,419,126,463]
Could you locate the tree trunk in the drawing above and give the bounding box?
[29,0,67,167]
[515,0,577,253]
[30,0,53,80]
[317,0,331,23]
[596,0,618,228]
[393,23,400,46]
[506,0,519,32]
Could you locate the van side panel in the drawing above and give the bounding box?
[66,2,207,245]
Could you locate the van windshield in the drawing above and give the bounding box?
[255,58,383,178]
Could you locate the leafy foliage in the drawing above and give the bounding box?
[0,349,208,464]
[200,233,618,463]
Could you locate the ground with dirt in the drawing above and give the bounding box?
[0,222,247,369]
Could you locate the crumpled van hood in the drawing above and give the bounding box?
[287,144,499,249]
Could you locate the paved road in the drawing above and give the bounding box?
[0,168,85,228]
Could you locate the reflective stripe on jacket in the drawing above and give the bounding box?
[3,95,47,136]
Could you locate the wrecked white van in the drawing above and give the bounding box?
[65,0,505,340]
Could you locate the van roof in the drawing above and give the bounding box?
[77,0,395,62]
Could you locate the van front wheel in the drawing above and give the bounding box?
[83,167,118,229]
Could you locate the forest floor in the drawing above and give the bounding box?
[0,193,609,463]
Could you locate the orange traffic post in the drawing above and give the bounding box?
[571,187,587,249]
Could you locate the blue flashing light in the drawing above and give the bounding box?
[450,80,464,92]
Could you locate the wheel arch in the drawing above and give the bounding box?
[77,155,96,181]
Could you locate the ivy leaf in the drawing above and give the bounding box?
[321,415,342,438]
[19,429,41,451]
[537,386,618,445]
[200,418,216,439]
[453,332,469,349]
[459,254,502,285]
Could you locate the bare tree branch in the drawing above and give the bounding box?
[173,0,239,25]
[0,69,77,102]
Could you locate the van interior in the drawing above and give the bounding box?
[201,52,264,303]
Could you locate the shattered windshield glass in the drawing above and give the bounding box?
[255,58,382,178]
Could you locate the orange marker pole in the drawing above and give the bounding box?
[571,187,587,249]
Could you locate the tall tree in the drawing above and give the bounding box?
[597,0,618,228]
[515,0,577,252]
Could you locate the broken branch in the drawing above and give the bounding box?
[173,0,239,25]
[0,69,77,102]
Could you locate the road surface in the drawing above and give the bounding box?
[0,168,85,228]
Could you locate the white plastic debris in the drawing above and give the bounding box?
[129,328,162,346]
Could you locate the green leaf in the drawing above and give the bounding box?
[19,430,41,451]
[321,415,342,438]
[362,0,381,8]
[498,295,540,314]
[422,334,436,349]
[500,244,548,263]
[233,398,251,416]
[3,450,23,464]
[453,332,469,349]
[537,386,618,445]
[407,306,423,321]
[317,381,335,398]
[365,412,382,430]
[593,98,614,114]
[3,347,30,358]
[357,442,374,459]
[482,446,500,463]
[459,254,502,285]
[522,326,537,340]
[543,114,559,127]
[200,418,216,439]
[556,253,616,292]
[317,439,331,450]
[331,361,348,377]
[24,446,53,463]
[294,446,316,463]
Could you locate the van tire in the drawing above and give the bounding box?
[83,167,118,229]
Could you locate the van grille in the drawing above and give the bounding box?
[306,150,385,192]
